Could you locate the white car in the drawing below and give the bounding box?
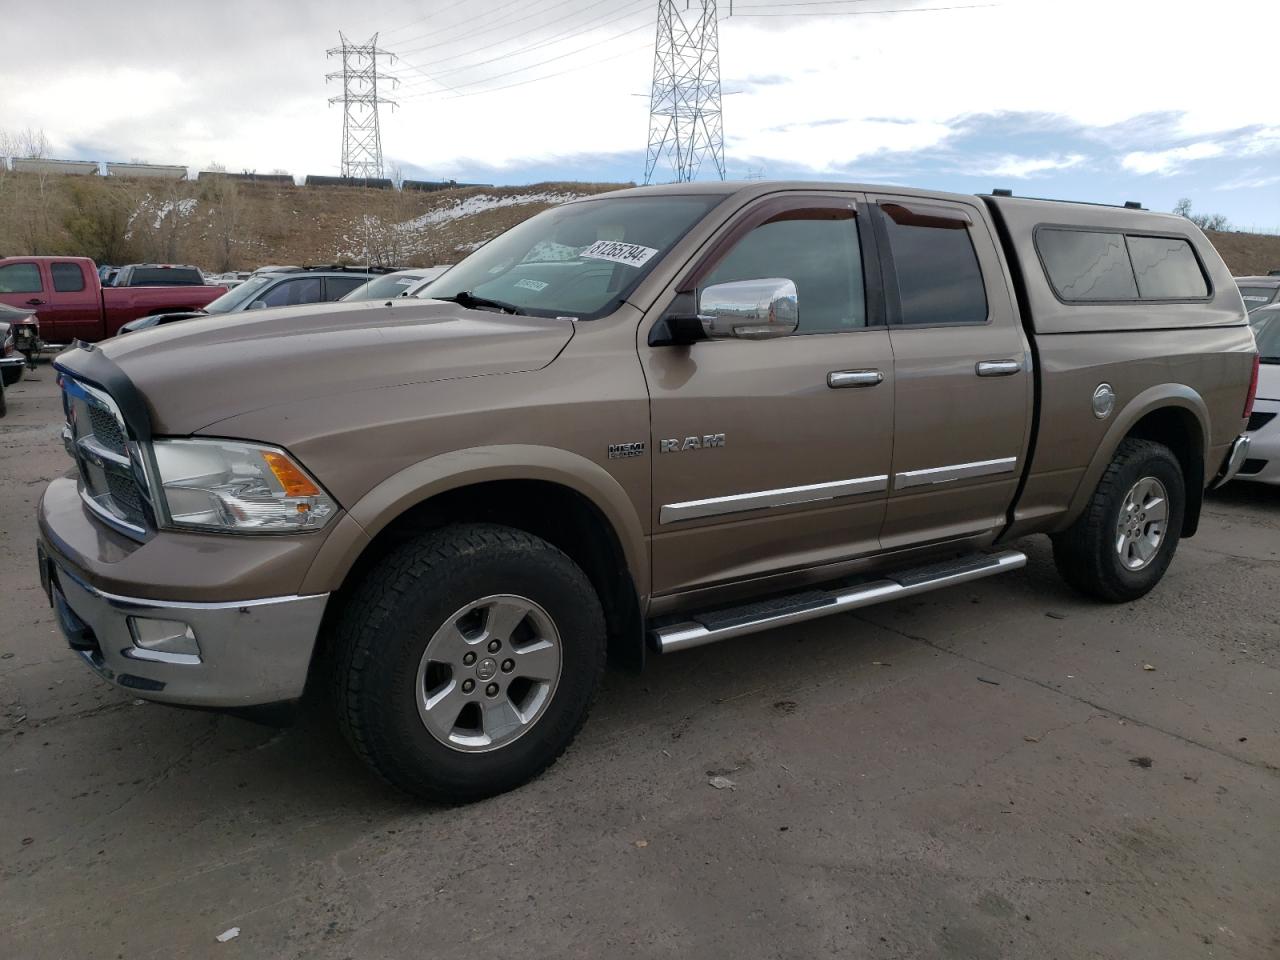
[1239,304,1280,485]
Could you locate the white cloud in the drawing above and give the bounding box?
[982,154,1087,179]
[1121,142,1225,176]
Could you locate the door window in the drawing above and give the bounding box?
[878,203,988,326]
[700,209,865,333]
[0,263,43,294]
[253,276,323,308]
[51,263,86,292]
[324,275,368,301]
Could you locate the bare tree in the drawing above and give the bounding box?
[1174,198,1231,233]
[202,167,247,271]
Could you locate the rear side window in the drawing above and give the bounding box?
[51,263,86,292]
[1238,285,1277,310]
[1036,229,1137,301]
[878,203,988,326]
[127,267,205,286]
[324,275,368,301]
[0,263,43,293]
[1037,228,1210,302]
[1127,236,1208,299]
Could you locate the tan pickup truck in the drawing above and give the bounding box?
[38,182,1259,801]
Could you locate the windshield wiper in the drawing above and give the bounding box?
[434,291,524,315]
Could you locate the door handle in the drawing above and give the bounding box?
[828,369,884,388]
[975,359,1021,377]
[25,298,45,306]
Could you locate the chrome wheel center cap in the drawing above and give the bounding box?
[476,658,498,681]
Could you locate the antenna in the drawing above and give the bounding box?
[326,33,398,182]
[644,1,725,184]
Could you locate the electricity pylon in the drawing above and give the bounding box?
[644,1,726,184]
[326,33,398,181]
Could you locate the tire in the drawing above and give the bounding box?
[1052,438,1185,603]
[331,523,606,803]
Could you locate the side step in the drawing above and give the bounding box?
[650,549,1027,653]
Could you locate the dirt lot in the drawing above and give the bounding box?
[1,371,1277,960]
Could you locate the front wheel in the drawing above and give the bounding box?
[331,523,606,803]
[1052,438,1185,603]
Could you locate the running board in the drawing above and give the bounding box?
[650,550,1027,653]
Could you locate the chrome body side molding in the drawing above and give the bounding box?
[659,474,889,525]
[894,456,1018,490]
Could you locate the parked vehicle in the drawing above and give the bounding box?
[339,268,446,302]
[38,182,1258,803]
[0,317,27,392]
[403,266,453,297]
[0,302,40,368]
[1235,304,1280,485]
[1234,276,1280,311]
[0,257,226,343]
[116,266,386,333]
[111,264,208,287]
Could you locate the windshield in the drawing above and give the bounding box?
[341,273,425,302]
[1250,308,1280,361]
[421,195,721,319]
[202,275,273,313]
[1237,285,1277,311]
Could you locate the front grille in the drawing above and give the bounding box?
[61,375,152,538]
[1247,411,1276,433]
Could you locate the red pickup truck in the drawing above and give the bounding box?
[0,257,226,343]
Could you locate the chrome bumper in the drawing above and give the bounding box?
[1211,434,1252,489]
[39,545,329,708]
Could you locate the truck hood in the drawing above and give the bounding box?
[93,299,576,433]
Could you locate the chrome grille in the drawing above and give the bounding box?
[61,375,152,538]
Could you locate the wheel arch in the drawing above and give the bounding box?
[302,445,649,672]
[1059,385,1209,537]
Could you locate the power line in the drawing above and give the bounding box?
[379,0,477,36]
[393,0,650,90]
[728,2,995,15]
[390,0,552,54]
[398,20,655,100]
[394,1,652,91]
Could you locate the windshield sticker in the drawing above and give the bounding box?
[514,278,549,292]
[395,278,416,285]
[579,240,659,268]
[1242,295,1270,302]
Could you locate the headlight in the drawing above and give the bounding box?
[152,439,337,532]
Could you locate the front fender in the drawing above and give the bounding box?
[1056,383,1209,531]
[299,444,649,597]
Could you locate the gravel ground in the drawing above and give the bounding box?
[1,369,1277,959]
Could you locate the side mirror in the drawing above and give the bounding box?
[698,278,798,340]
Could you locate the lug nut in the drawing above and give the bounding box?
[501,658,514,673]
[462,679,475,693]
[485,683,499,697]
[463,652,476,666]
[487,639,501,653]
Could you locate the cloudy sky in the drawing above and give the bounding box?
[4,0,1279,227]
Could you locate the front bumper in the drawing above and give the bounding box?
[39,542,328,707]
[0,353,25,386]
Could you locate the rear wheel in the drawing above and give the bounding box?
[331,523,606,803]
[1052,438,1185,602]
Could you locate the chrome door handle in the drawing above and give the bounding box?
[828,369,884,388]
[976,359,1021,377]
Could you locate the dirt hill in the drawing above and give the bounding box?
[3,171,1279,277]
[0,172,629,271]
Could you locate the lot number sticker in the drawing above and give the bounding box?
[579,240,659,268]
[514,278,549,292]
